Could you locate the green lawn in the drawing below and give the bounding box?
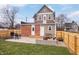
[0,40,71,55]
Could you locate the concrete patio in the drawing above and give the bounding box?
[6,37,66,47]
[6,37,36,44]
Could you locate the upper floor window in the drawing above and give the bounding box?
[43,15,46,20]
[39,16,41,20]
[53,12,55,20]
[49,15,51,19]
[44,16,45,20]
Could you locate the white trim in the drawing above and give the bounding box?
[55,23,56,37]
[38,12,53,15]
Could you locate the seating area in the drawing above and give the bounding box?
[43,33,54,40]
[10,32,21,39]
[0,29,21,39]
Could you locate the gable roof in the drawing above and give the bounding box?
[44,5,54,12]
[33,5,55,18]
[64,21,78,28]
[21,21,34,25]
[72,21,78,26]
[64,23,72,28]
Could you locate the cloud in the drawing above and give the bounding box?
[59,4,73,11]
[67,11,79,25]
[61,7,72,11]
[0,4,7,9]
[27,18,34,23]
[0,4,26,9]
[67,11,79,17]
[11,4,26,7]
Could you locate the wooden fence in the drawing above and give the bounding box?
[0,29,21,39]
[56,31,79,55]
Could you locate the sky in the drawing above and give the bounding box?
[0,4,79,24]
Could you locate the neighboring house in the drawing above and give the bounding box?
[14,24,21,29]
[64,21,78,32]
[21,5,56,39]
[56,14,66,31]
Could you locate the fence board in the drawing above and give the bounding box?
[0,29,21,39]
[56,31,79,55]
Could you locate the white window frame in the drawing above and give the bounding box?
[48,25,52,31]
[43,14,46,20]
[31,25,35,35]
[32,27,34,31]
[49,14,51,20]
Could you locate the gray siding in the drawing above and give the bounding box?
[35,6,55,24]
[44,24,56,38]
[36,13,55,24]
[38,6,52,13]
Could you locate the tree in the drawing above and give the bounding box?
[0,5,18,29]
[56,14,67,30]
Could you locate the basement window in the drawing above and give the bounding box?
[48,26,52,30]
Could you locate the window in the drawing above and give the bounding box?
[32,27,34,31]
[53,12,55,20]
[49,15,51,19]
[44,16,45,20]
[43,15,46,20]
[48,26,52,30]
[39,17,41,20]
[39,16,41,20]
[49,16,50,19]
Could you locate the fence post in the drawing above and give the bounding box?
[68,33,69,48]
[74,36,77,55]
[61,31,62,40]
[63,31,64,40]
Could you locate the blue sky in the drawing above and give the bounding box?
[1,4,79,24]
[15,4,79,24]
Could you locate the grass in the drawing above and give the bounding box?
[0,40,71,55]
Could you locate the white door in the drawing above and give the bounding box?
[40,26,44,36]
[31,25,35,35]
[43,19,46,24]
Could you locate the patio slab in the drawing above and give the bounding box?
[6,37,66,47]
[6,37,36,44]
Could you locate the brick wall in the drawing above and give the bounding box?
[21,25,31,37]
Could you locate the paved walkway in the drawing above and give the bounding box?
[6,37,36,44]
[6,37,66,47]
[56,41,66,47]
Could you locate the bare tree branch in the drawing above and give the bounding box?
[0,5,18,29]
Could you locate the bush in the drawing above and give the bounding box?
[56,38,63,41]
[43,33,52,40]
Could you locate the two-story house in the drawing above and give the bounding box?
[21,5,56,40]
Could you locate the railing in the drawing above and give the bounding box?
[56,31,79,55]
